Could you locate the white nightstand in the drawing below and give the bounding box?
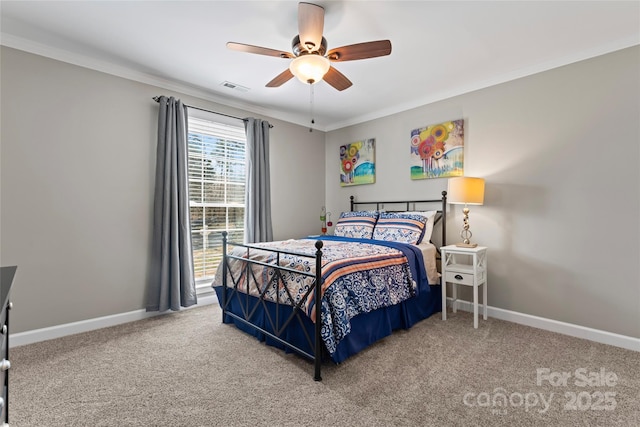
[440,245,488,328]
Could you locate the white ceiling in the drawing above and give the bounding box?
[1,1,639,131]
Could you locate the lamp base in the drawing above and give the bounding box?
[456,207,478,248]
[455,242,478,248]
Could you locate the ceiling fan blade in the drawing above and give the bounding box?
[266,69,295,87]
[323,66,352,91]
[227,42,293,59]
[327,40,392,62]
[298,2,324,53]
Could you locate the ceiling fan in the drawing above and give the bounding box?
[227,2,392,91]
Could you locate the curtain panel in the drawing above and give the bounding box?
[147,96,197,311]
[244,118,273,243]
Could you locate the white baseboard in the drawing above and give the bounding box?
[9,294,218,348]
[10,295,638,352]
[445,298,640,352]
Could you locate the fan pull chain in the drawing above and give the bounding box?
[309,83,315,132]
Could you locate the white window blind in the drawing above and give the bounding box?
[187,116,246,282]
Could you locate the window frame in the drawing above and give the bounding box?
[186,108,246,289]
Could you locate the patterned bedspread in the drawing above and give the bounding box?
[212,236,428,356]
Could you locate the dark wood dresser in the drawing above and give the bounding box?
[0,266,16,426]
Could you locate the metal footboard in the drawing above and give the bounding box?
[220,231,325,381]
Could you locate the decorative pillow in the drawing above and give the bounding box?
[372,212,428,245]
[333,211,379,239]
[400,210,438,244]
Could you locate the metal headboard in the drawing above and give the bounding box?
[349,191,448,248]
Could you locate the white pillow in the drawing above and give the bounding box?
[400,210,437,243]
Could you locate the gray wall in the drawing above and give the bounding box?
[3,44,638,340]
[325,46,640,338]
[0,46,325,333]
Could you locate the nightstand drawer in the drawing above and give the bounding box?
[445,270,474,285]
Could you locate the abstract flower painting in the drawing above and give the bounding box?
[340,138,375,186]
[410,119,464,179]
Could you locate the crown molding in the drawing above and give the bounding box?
[0,33,318,130]
[3,32,637,133]
[325,36,640,131]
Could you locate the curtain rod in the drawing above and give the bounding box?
[153,96,273,128]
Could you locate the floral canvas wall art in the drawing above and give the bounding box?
[340,138,375,186]
[410,119,464,180]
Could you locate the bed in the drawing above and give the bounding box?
[212,193,447,380]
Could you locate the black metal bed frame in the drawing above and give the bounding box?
[219,191,447,381]
[220,233,325,380]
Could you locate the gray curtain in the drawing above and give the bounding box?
[244,118,273,243]
[147,96,197,311]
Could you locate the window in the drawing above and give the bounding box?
[187,114,246,284]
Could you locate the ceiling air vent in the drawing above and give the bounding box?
[220,81,249,93]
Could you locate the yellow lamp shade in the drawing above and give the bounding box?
[447,177,485,205]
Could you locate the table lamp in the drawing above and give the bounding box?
[447,177,485,247]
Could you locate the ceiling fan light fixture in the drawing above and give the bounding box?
[228,3,389,91]
[289,54,330,84]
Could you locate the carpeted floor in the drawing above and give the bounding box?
[8,304,640,426]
